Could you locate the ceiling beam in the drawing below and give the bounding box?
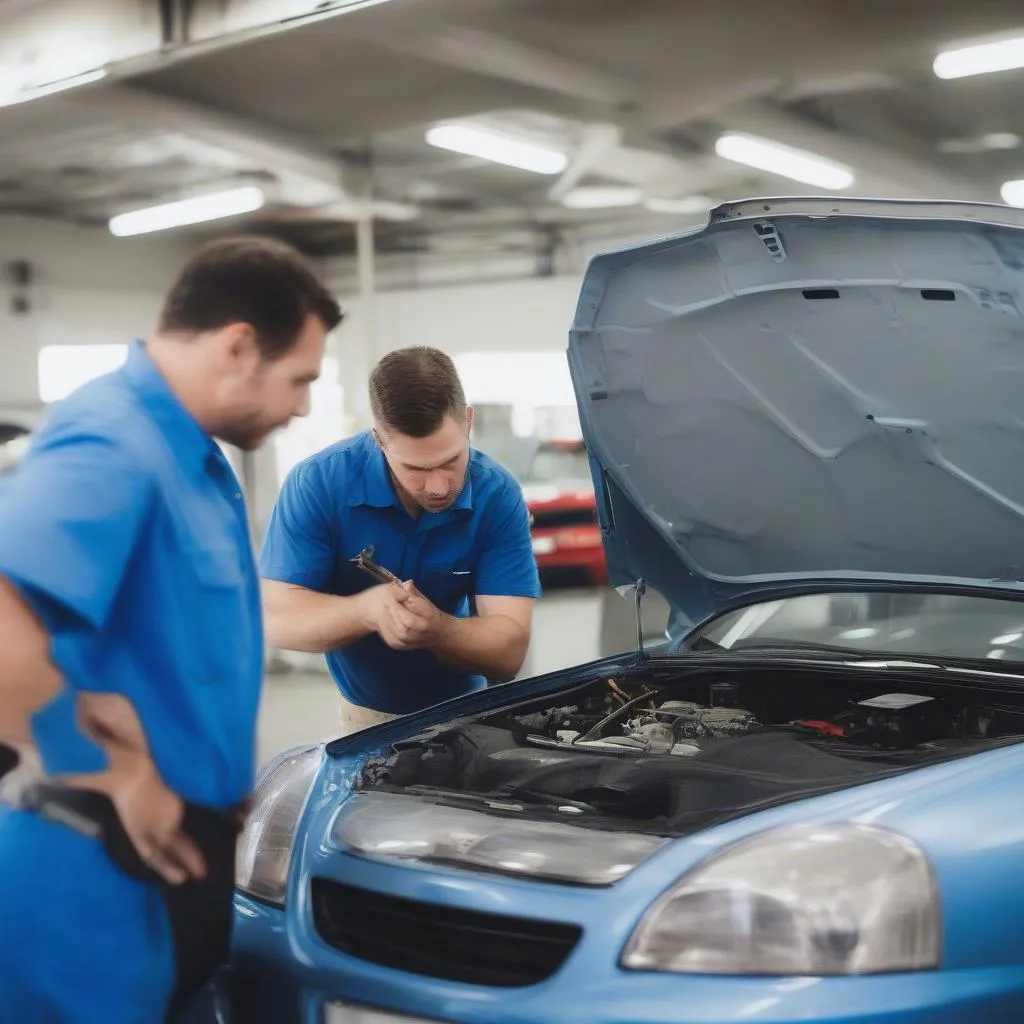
[351,14,990,205]
[81,83,349,205]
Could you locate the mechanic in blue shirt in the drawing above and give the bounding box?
[0,236,340,1024]
[261,346,541,732]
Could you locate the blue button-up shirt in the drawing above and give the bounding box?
[260,430,540,714]
[0,340,262,809]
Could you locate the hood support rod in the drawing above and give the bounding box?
[634,578,648,661]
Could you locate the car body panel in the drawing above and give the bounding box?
[569,196,1024,627]
[189,199,1024,1024]
[199,724,1024,1023]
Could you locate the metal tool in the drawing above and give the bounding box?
[351,546,401,585]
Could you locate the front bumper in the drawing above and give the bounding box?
[191,894,1024,1024]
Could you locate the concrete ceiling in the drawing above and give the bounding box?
[1,0,1024,257]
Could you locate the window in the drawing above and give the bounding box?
[527,443,590,483]
[38,344,128,404]
[455,351,581,440]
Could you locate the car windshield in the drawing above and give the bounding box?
[528,445,589,483]
[694,592,1024,665]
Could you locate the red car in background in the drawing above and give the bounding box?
[521,439,607,586]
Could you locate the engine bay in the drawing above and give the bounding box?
[360,663,1024,836]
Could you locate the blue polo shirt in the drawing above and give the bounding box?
[260,430,540,713]
[0,340,263,808]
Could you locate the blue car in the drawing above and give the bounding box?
[196,197,1024,1024]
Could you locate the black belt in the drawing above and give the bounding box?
[0,742,17,781]
[18,781,246,1022]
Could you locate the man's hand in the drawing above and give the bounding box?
[379,582,451,652]
[357,583,416,650]
[64,692,205,886]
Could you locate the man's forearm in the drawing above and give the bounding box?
[0,576,62,747]
[430,613,528,682]
[261,580,376,654]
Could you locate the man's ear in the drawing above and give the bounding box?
[215,323,260,370]
[465,405,474,436]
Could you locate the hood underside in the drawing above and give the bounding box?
[569,197,1024,625]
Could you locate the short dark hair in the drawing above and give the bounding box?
[157,235,343,359]
[369,346,467,438]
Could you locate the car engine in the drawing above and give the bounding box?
[361,667,1024,836]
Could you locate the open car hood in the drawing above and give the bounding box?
[568,197,1024,632]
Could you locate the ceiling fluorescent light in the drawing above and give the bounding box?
[109,186,265,237]
[426,124,567,175]
[1000,179,1024,208]
[560,185,641,209]
[934,36,1024,80]
[643,194,713,215]
[714,133,854,190]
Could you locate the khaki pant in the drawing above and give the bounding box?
[338,695,400,737]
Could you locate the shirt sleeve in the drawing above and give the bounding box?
[259,459,335,591]
[474,480,542,599]
[0,433,153,632]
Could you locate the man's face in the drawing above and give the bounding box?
[213,313,327,450]
[377,410,473,514]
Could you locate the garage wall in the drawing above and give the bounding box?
[0,213,631,435]
[330,274,585,428]
[0,215,193,407]
[337,274,581,355]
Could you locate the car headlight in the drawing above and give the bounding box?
[334,791,667,885]
[235,745,321,906]
[622,823,940,976]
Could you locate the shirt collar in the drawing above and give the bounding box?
[122,339,217,474]
[355,432,474,514]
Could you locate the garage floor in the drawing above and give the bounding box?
[256,587,642,767]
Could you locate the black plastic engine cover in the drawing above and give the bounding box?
[366,726,894,832]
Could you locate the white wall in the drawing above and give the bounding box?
[0,213,614,447]
[0,215,193,407]
[331,274,585,428]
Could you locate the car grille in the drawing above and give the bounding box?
[531,508,595,530]
[311,878,583,988]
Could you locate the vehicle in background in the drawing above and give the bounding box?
[521,439,606,586]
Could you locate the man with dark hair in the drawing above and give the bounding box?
[0,235,339,1023]
[261,345,540,732]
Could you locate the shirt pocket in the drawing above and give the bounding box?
[187,544,252,684]
[417,562,474,614]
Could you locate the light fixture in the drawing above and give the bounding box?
[938,132,1022,154]
[0,69,107,108]
[980,131,1022,150]
[934,36,1024,80]
[108,186,266,237]
[1000,180,1024,208]
[643,194,713,215]
[425,124,567,175]
[560,185,642,209]
[714,133,854,190]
